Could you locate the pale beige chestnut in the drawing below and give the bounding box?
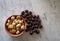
[16,28,19,30]
[18,20,23,24]
[8,25,13,29]
[21,20,23,23]
[11,16,15,20]
[13,19,18,24]
[16,30,20,34]
[16,16,20,19]
[18,20,21,23]
[7,20,10,23]
[16,24,21,28]
[6,23,10,26]
[21,25,24,30]
[12,22,16,26]
[10,29,16,34]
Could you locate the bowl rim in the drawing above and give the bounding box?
[5,15,26,37]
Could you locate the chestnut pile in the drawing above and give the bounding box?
[21,10,43,35]
[6,15,25,35]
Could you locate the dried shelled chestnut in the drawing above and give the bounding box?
[21,10,43,35]
[5,15,26,36]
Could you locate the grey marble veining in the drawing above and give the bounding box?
[0,0,60,41]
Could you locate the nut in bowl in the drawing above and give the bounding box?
[5,15,26,37]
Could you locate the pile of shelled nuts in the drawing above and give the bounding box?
[5,15,25,35]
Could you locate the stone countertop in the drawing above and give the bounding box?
[0,0,60,41]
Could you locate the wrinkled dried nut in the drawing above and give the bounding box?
[15,21,18,24]
[11,16,15,20]
[39,25,43,29]
[18,20,22,24]
[18,20,23,24]
[16,24,21,28]
[35,30,40,34]
[18,20,21,23]
[12,22,16,26]
[13,26,16,29]
[7,20,10,23]
[21,11,25,15]
[16,30,20,34]
[6,23,9,26]
[21,20,23,23]
[16,28,19,30]
[16,16,20,19]
[29,11,32,15]
[21,25,24,30]
[25,10,28,13]
[14,19,18,24]
[10,29,16,33]
[8,25,13,29]
[13,19,17,22]
[29,31,33,35]
[18,20,20,22]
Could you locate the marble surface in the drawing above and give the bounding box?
[0,0,60,41]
